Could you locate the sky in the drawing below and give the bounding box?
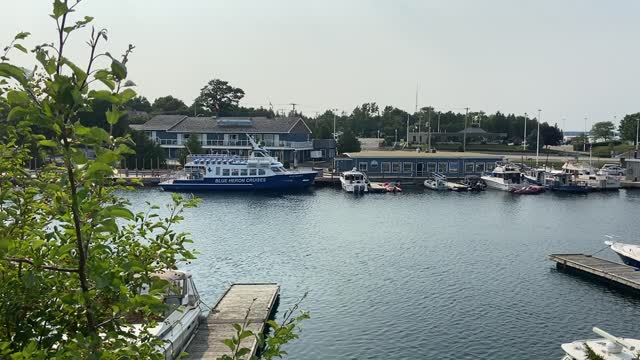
[3,0,639,130]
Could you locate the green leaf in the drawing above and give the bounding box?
[38,139,58,148]
[14,32,30,40]
[13,44,28,54]
[52,0,68,19]
[86,161,113,177]
[94,69,115,90]
[6,90,30,106]
[232,324,241,332]
[123,79,136,87]
[88,90,118,103]
[106,109,126,125]
[62,57,87,85]
[119,88,136,102]
[222,339,235,351]
[239,330,253,340]
[236,348,251,357]
[110,60,127,80]
[104,206,134,220]
[7,106,28,121]
[0,63,28,85]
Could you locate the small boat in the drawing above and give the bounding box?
[481,163,527,192]
[138,270,203,360]
[547,173,590,194]
[340,168,368,193]
[561,327,640,360]
[383,182,403,193]
[562,161,620,191]
[462,175,486,191]
[424,176,448,191]
[511,184,545,194]
[159,136,316,191]
[605,240,640,268]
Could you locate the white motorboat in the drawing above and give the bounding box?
[562,161,620,191]
[605,240,640,268]
[480,163,527,192]
[424,175,448,191]
[136,270,203,360]
[561,327,640,360]
[340,168,368,193]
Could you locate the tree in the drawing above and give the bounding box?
[151,95,189,115]
[337,130,361,153]
[124,130,166,169]
[179,134,204,165]
[125,95,152,112]
[541,123,564,147]
[0,3,199,358]
[591,121,615,142]
[619,113,640,145]
[196,78,245,115]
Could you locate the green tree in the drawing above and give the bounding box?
[337,130,361,153]
[591,121,615,142]
[0,2,198,358]
[151,95,189,115]
[196,78,245,115]
[179,135,204,165]
[124,130,166,169]
[619,113,640,145]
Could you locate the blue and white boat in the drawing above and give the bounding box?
[159,137,317,191]
[606,240,640,268]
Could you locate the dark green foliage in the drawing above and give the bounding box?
[337,130,361,153]
[619,113,640,145]
[583,343,605,360]
[125,95,152,112]
[591,121,615,142]
[178,135,204,165]
[151,95,189,115]
[195,78,245,115]
[124,130,166,169]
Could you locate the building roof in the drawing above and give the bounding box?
[137,115,311,134]
[129,124,144,131]
[344,151,504,159]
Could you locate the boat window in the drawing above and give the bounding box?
[465,162,475,173]
[216,167,221,176]
[449,162,459,173]
[475,163,485,173]
[438,162,448,173]
[359,162,368,171]
[250,169,257,176]
[272,168,281,173]
[240,169,248,176]
[392,162,401,173]
[403,162,412,173]
[258,169,266,175]
[222,168,230,176]
[381,162,391,173]
[232,169,239,176]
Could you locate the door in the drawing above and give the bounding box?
[417,162,424,177]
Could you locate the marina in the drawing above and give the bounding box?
[185,283,280,360]
[548,254,640,293]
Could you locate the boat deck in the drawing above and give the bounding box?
[549,254,640,292]
[185,283,280,359]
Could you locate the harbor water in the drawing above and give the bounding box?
[125,187,640,359]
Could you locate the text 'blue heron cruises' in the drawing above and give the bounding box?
[159,136,317,191]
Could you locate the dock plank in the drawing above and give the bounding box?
[185,283,280,360]
[549,254,640,292]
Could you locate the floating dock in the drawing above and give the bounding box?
[185,283,280,359]
[549,254,640,292]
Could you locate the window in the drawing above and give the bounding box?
[475,162,485,173]
[258,169,266,175]
[231,169,239,176]
[359,162,368,171]
[222,169,230,176]
[215,167,221,175]
[392,162,401,173]
[427,162,436,173]
[403,162,412,173]
[382,162,391,173]
[486,162,496,171]
[249,169,257,176]
[240,169,248,176]
[449,162,459,173]
[465,162,475,173]
[438,162,448,173]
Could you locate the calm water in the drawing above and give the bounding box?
[125,187,640,359]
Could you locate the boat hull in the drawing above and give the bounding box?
[481,177,526,192]
[550,185,589,194]
[616,253,640,268]
[159,172,317,191]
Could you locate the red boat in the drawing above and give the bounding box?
[511,185,545,194]
[383,182,403,193]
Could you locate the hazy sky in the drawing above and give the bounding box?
[3,0,639,129]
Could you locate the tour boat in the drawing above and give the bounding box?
[340,168,368,193]
[137,270,203,360]
[605,240,640,268]
[480,164,527,192]
[159,137,317,191]
[561,327,640,360]
[562,161,620,191]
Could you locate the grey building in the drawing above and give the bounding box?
[133,115,328,165]
[622,157,640,182]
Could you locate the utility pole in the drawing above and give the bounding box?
[463,107,469,152]
[636,117,639,151]
[437,112,441,133]
[584,116,588,152]
[289,103,298,114]
[406,114,410,147]
[523,112,527,151]
[536,109,541,166]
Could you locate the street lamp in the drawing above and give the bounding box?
[536,109,541,166]
[523,112,527,151]
[636,117,639,152]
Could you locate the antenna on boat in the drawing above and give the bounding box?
[593,327,636,352]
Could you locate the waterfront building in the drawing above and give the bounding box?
[133,115,335,165]
[622,157,640,182]
[335,151,503,178]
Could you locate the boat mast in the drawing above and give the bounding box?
[536,109,541,166]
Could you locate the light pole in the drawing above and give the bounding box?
[584,116,588,152]
[636,117,639,151]
[463,107,469,152]
[523,112,527,150]
[536,109,541,166]
[395,128,398,144]
[331,108,339,141]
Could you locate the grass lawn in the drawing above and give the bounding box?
[590,143,634,157]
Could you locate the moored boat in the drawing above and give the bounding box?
[512,184,545,194]
[562,161,620,191]
[560,327,640,360]
[424,174,448,191]
[159,137,316,191]
[340,168,368,193]
[480,163,527,192]
[547,173,590,194]
[605,240,640,268]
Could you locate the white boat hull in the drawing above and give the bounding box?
[481,176,526,192]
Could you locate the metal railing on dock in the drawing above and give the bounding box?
[549,254,640,292]
[186,283,280,359]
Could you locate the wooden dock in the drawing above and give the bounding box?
[185,283,280,359]
[549,254,640,292]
